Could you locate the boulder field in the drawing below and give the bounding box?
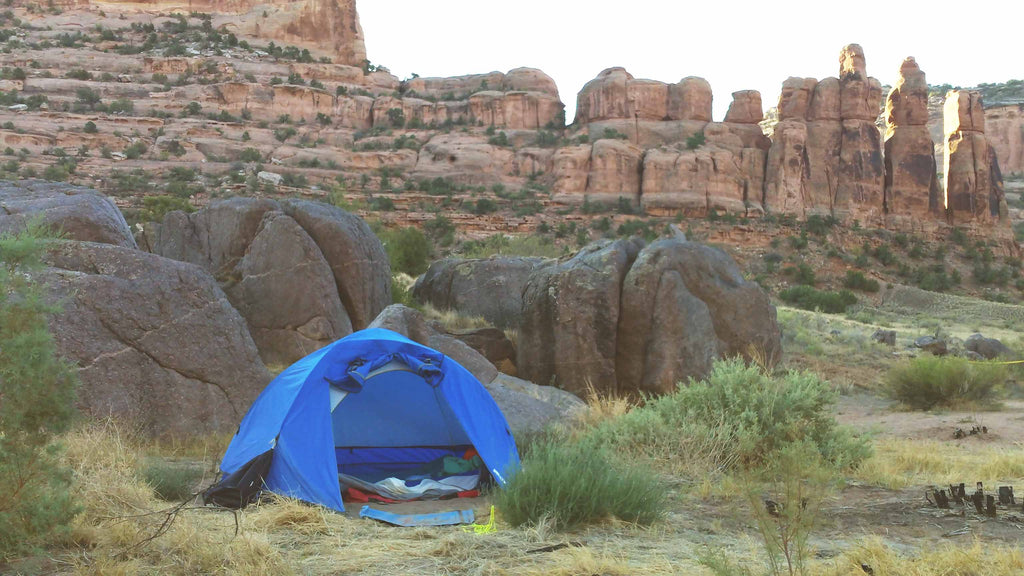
[414,236,782,398]
[6,181,583,435]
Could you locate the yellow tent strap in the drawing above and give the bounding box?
[462,505,497,534]
[968,359,1024,365]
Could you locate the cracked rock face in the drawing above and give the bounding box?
[145,197,390,365]
[42,241,271,437]
[519,238,780,397]
[0,180,136,248]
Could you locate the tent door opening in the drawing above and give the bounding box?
[331,360,484,501]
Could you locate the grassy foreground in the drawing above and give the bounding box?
[5,294,1024,575]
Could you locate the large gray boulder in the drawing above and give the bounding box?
[412,256,546,329]
[42,241,271,436]
[145,198,390,365]
[965,333,1011,360]
[369,304,584,436]
[515,237,781,397]
[0,180,135,248]
[279,199,391,329]
[227,211,352,366]
[619,239,781,394]
[518,238,644,397]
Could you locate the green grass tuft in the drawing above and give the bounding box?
[884,355,1007,410]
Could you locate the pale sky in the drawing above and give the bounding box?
[359,0,1019,122]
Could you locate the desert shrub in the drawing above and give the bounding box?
[782,263,816,286]
[461,234,564,259]
[136,195,194,223]
[83,120,97,133]
[843,270,880,292]
[685,130,705,150]
[884,356,1007,410]
[487,131,509,147]
[471,197,497,215]
[588,359,869,473]
[139,459,201,501]
[495,437,664,529]
[779,286,857,313]
[379,226,432,276]
[124,141,147,159]
[0,220,79,560]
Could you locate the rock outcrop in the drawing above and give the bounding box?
[412,256,545,329]
[884,57,941,224]
[617,239,781,394]
[85,0,367,66]
[0,181,136,248]
[145,198,389,365]
[986,105,1024,177]
[764,45,884,223]
[368,304,585,435]
[555,69,769,216]
[517,238,780,397]
[519,239,644,396]
[943,90,1005,222]
[42,241,271,436]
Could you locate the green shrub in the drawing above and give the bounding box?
[471,198,497,215]
[782,263,816,286]
[0,220,79,560]
[83,120,97,134]
[140,459,201,501]
[779,286,857,314]
[843,270,880,292]
[685,130,705,150]
[136,195,194,223]
[884,356,1007,410]
[496,437,664,529]
[380,226,432,276]
[590,359,869,472]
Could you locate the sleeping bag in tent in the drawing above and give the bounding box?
[207,328,520,512]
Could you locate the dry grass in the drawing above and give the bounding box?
[418,302,491,331]
[854,438,1024,489]
[816,537,1024,575]
[51,419,690,575]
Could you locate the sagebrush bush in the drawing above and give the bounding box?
[884,356,1007,410]
[496,437,664,529]
[588,359,870,473]
[779,285,857,314]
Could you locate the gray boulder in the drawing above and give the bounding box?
[280,199,391,329]
[965,333,1011,360]
[369,304,584,436]
[146,198,389,364]
[227,211,352,366]
[412,256,546,329]
[871,329,897,346]
[519,238,644,396]
[42,241,271,436]
[914,335,948,356]
[0,180,135,248]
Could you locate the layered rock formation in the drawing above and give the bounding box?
[554,68,769,216]
[986,104,1024,177]
[884,57,941,224]
[143,197,390,365]
[764,44,884,223]
[73,0,367,66]
[943,90,1005,222]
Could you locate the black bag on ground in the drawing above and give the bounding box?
[203,450,273,509]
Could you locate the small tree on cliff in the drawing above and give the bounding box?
[0,219,79,560]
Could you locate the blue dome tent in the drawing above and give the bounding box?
[209,328,520,512]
